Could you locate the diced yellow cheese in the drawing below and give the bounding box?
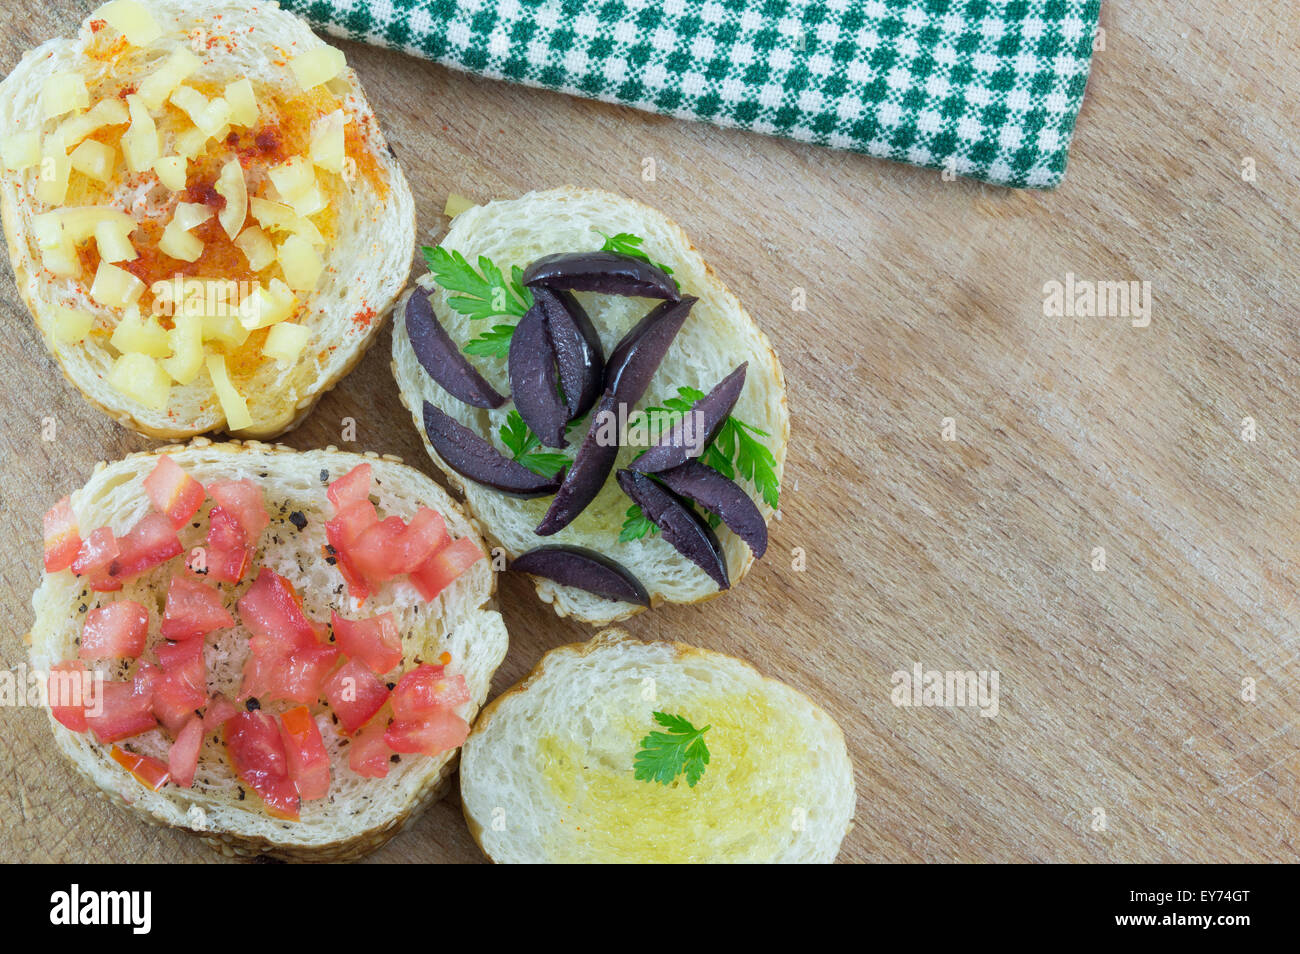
[277,233,323,291]
[308,110,347,173]
[69,138,115,182]
[154,155,187,191]
[263,322,310,369]
[136,49,200,111]
[443,193,476,218]
[53,206,135,242]
[290,46,346,91]
[43,244,81,278]
[248,197,325,246]
[160,312,203,384]
[268,157,314,200]
[50,305,95,343]
[109,352,171,409]
[224,79,258,127]
[214,159,247,238]
[173,125,210,160]
[93,0,162,46]
[41,72,90,121]
[205,354,252,429]
[94,218,137,263]
[109,306,169,356]
[35,150,71,205]
[171,201,213,232]
[31,212,65,249]
[233,226,275,271]
[201,311,250,348]
[51,96,128,151]
[159,222,202,261]
[169,86,209,124]
[90,261,145,307]
[121,94,159,173]
[239,278,296,329]
[1,131,42,171]
[199,98,232,138]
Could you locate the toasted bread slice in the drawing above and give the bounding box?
[0,0,415,438]
[28,440,507,861]
[392,187,789,625]
[459,630,854,863]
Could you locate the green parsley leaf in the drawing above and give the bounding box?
[637,385,780,510]
[633,712,711,787]
[595,230,677,285]
[498,410,570,477]
[463,324,515,358]
[619,504,660,543]
[422,246,532,321]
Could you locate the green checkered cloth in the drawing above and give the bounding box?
[280,0,1101,188]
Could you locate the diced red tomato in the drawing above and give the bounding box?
[168,715,204,788]
[348,716,391,778]
[112,513,183,581]
[237,567,325,654]
[43,495,82,573]
[111,746,171,791]
[327,463,372,512]
[347,515,407,581]
[325,519,372,601]
[160,576,233,641]
[85,677,157,744]
[153,639,207,734]
[390,664,470,720]
[409,537,484,601]
[237,651,282,703]
[201,505,253,584]
[202,694,239,732]
[331,611,403,675]
[207,479,269,542]
[71,526,119,584]
[279,706,330,800]
[79,601,149,660]
[322,658,390,733]
[225,711,299,820]
[248,647,338,707]
[143,455,206,530]
[385,709,470,757]
[48,661,90,732]
[394,508,449,573]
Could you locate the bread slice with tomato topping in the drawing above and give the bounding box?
[0,0,414,438]
[459,630,855,863]
[29,439,507,861]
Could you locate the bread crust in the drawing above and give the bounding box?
[392,186,790,626]
[29,438,508,861]
[0,1,416,440]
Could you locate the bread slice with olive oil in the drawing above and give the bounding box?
[0,0,415,439]
[28,439,507,861]
[459,630,855,863]
[391,187,789,626]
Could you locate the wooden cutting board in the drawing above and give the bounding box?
[2,1,1297,864]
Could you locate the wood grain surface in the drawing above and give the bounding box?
[2,1,1298,864]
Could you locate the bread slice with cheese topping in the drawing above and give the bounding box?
[0,0,414,438]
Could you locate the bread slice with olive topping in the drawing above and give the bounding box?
[28,439,507,861]
[459,630,855,863]
[391,187,789,626]
[0,0,415,438]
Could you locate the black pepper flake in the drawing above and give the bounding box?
[289,511,307,530]
[325,555,337,566]
[386,682,395,690]
[390,754,400,763]
[245,697,261,711]
[320,469,330,484]
[237,788,246,800]
[78,604,87,613]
